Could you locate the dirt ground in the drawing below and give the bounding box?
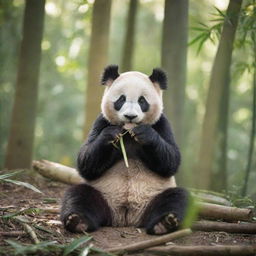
[0,171,256,255]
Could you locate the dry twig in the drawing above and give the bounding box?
[0,231,26,237]
[107,228,192,253]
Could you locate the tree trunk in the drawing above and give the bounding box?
[211,83,229,191]
[242,34,256,196]
[196,0,243,189]
[4,0,45,170]
[84,0,112,137]
[161,0,188,146]
[120,0,138,72]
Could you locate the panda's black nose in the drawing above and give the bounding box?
[124,114,137,121]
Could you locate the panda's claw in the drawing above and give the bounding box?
[128,130,139,142]
[152,213,179,235]
[165,213,179,227]
[153,222,167,235]
[64,213,88,233]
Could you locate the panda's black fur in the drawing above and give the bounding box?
[61,65,188,235]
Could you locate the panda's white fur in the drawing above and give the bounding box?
[86,71,177,226]
[101,71,163,126]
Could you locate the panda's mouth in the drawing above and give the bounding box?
[123,122,138,130]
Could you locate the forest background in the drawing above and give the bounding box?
[0,0,255,200]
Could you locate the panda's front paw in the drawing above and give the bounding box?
[131,125,156,145]
[64,213,88,233]
[101,125,123,144]
[150,213,179,235]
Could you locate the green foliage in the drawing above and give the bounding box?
[182,194,199,229]
[227,185,256,208]
[2,235,113,256]
[1,208,42,220]
[63,236,91,256]
[0,171,42,194]
[5,240,60,256]
[189,7,224,54]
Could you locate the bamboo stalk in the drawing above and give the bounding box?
[146,245,256,256]
[32,160,84,184]
[191,192,231,206]
[198,202,253,222]
[107,229,192,253]
[192,220,256,234]
[120,136,129,168]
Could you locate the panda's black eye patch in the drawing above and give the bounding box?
[114,95,126,111]
[138,96,149,112]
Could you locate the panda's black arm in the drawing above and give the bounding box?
[134,114,181,177]
[77,114,122,180]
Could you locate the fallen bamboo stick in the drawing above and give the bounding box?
[107,228,192,253]
[198,202,254,222]
[0,231,26,237]
[192,192,231,206]
[32,160,84,184]
[145,245,256,256]
[192,220,256,233]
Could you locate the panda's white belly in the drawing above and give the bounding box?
[87,159,176,226]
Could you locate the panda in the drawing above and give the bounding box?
[60,65,188,235]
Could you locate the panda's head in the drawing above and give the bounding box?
[100,65,167,126]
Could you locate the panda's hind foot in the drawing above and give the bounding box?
[64,213,88,233]
[153,213,179,235]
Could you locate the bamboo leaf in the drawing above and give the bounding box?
[188,33,208,46]
[0,171,23,180]
[198,21,209,28]
[4,179,43,194]
[214,7,226,18]
[120,136,129,168]
[90,247,115,256]
[33,225,56,235]
[197,33,211,54]
[210,18,224,22]
[5,240,58,254]
[190,26,208,32]
[63,236,92,256]
[2,208,42,219]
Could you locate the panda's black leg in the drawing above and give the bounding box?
[140,187,189,235]
[60,184,112,233]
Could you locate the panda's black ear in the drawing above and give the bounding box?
[101,65,120,86]
[149,68,167,90]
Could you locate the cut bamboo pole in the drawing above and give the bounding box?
[192,192,231,206]
[107,229,192,253]
[192,220,256,234]
[32,160,84,184]
[146,245,256,256]
[198,202,253,222]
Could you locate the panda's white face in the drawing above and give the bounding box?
[101,71,163,125]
